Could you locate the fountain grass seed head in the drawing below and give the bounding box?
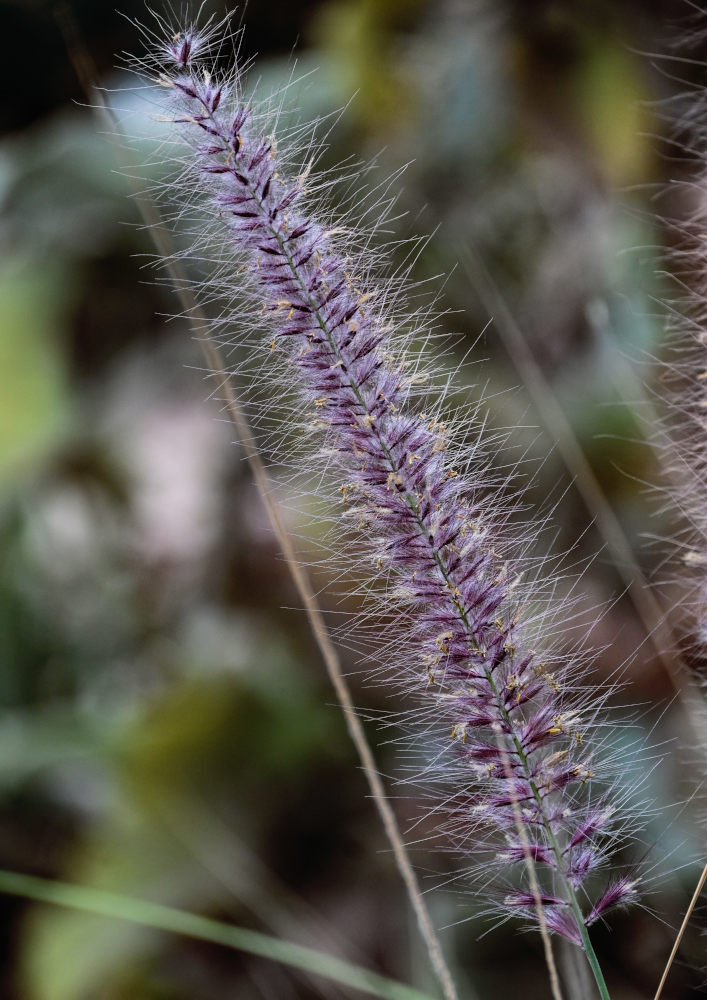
[123,10,651,970]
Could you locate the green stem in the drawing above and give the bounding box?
[0,869,436,1000]
[568,899,611,1000]
[482,668,610,1000]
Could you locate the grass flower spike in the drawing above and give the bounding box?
[129,16,647,999]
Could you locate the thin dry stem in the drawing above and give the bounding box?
[652,859,707,1000]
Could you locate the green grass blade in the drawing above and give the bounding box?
[0,868,436,1000]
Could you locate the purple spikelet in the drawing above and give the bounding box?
[586,878,639,927]
[132,22,642,956]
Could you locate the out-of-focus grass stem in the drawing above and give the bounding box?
[0,868,436,1000]
[652,859,707,1000]
[460,243,707,746]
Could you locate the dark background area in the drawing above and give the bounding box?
[0,1,705,998]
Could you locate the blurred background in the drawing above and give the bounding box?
[0,0,705,997]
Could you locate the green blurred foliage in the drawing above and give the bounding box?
[0,262,70,480]
[19,670,350,1000]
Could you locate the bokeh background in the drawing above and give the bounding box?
[0,0,705,997]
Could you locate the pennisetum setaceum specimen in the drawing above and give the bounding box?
[126,15,649,1000]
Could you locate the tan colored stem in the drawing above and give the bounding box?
[59,10,459,998]
[652,859,707,1000]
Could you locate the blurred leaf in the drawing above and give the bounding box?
[117,673,344,808]
[571,36,654,186]
[0,705,117,790]
[14,671,353,999]
[0,261,70,481]
[3,868,434,1000]
[310,0,425,132]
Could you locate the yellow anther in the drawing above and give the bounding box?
[573,765,594,783]
[548,714,567,735]
[435,630,453,654]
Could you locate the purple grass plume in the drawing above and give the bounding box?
[127,12,645,978]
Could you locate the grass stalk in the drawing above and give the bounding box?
[0,868,436,1000]
[652,859,707,1000]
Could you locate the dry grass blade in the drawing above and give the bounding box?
[652,859,707,1000]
